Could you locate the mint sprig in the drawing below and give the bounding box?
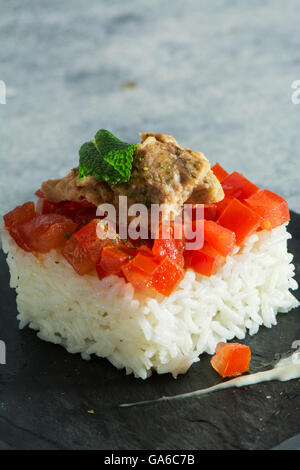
[78,129,136,184]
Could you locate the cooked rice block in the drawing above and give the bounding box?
[1,224,299,379]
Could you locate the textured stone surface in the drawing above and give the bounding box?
[1,0,300,217]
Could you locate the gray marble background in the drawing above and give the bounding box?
[1,0,300,218]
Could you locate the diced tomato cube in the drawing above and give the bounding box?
[3,202,37,251]
[203,203,218,221]
[95,263,107,280]
[217,198,261,245]
[121,263,151,291]
[6,225,32,252]
[245,189,290,230]
[190,242,225,277]
[215,195,233,219]
[137,245,153,257]
[210,342,251,378]
[62,235,95,275]
[131,252,160,274]
[222,172,260,200]
[72,205,98,229]
[211,163,229,183]
[3,202,36,229]
[147,257,184,296]
[152,237,184,267]
[183,249,194,269]
[98,246,134,276]
[74,219,112,263]
[204,220,236,257]
[19,214,77,253]
[152,222,185,267]
[122,252,184,296]
[36,198,97,229]
[190,204,217,222]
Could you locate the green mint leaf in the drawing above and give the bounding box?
[94,130,136,182]
[78,130,136,184]
[78,141,121,183]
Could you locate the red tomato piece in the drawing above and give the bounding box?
[190,242,225,277]
[152,237,184,267]
[152,223,185,267]
[211,163,229,183]
[19,214,77,253]
[95,263,108,280]
[131,252,160,274]
[217,198,262,245]
[204,220,236,257]
[190,204,216,222]
[183,249,194,269]
[3,202,36,229]
[215,195,233,219]
[203,203,218,221]
[121,263,151,291]
[3,202,37,252]
[6,225,33,252]
[36,198,97,228]
[75,219,136,266]
[62,235,95,275]
[72,205,98,229]
[222,172,260,200]
[74,219,113,263]
[98,246,134,276]
[245,189,290,230]
[210,342,251,378]
[137,245,153,257]
[147,257,185,296]
[122,252,184,295]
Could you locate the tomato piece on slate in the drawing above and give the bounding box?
[210,342,251,378]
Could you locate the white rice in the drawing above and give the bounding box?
[1,224,299,379]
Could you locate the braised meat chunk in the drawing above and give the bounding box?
[41,168,115,207]
[41,133,224,210]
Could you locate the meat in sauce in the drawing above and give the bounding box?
[41,133,224,211]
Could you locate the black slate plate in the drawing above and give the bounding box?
[0,212,300,451]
